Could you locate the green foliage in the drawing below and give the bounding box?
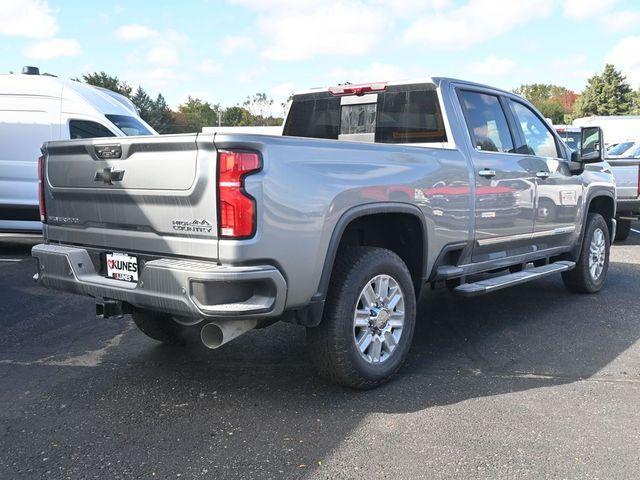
[513,83,577,124]
[175,96,221,133]
[77,71,132,97]
[574,64,635,117]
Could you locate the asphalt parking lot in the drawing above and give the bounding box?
[1,228,639,479]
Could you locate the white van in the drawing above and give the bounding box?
[0,67,157,232]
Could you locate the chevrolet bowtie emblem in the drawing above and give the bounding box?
[94,167,125,185]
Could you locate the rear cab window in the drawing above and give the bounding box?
[283,83,447,145]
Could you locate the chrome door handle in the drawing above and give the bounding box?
[478,169,496,178]
[536,171,550,179]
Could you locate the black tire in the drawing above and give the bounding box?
[562,213,610,294]
[132,309,187,345]
[614,219,631,243]
[306,247,416,389]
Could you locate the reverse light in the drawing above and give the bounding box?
[38,155,46,223]
[328,82,387,97]
[217,150,261,238]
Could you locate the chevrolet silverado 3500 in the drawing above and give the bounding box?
[32,78,616,388]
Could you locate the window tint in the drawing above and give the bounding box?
[105,114,152,136]
[283,96,341,139]
[282,85,447,144]
[509,100,559,158]
[459,91,514,153]
[376,88,447,143]
[69,120,115,139]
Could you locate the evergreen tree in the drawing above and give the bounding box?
[574,64,634,117]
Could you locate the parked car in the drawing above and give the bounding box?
[0,66,156,233]
[608,141,640,241]
[33,78,615,388]
[607,141,636,158]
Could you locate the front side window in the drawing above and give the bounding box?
[509,100,559,158]
[459,91,514,153]
[69,120,116,139]
[105,114,153,136]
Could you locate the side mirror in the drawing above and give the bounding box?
[579,126,604,163]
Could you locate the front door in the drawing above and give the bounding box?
[506,99,582,250]
[458,89,537,263]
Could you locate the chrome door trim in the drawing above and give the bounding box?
[477,226,576,246]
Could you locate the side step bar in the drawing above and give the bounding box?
[454,260,575,297]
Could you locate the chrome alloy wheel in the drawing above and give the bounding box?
[589,227,606,280]
[353,274,405,364]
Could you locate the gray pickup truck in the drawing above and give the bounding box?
[32,78,616,388]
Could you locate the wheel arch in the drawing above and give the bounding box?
[296,203,428,328]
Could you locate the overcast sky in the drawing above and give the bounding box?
[1,0,639,112]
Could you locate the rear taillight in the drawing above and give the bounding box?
[38,155,46,223]
[328,82,387,96]
[217,150,261,238]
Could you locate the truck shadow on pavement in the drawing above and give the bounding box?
[2,234,640,478]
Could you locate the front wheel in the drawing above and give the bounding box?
[306,247,416,389]
[562,213,610,293]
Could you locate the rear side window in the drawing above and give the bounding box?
[284,96,341,140]
[283,84,447,144]
[376,89,446,143]
[459,91,514,153]
[69,120,115,139]
[508,100,559,158]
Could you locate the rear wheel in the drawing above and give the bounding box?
[132,309,188,345]
[614,218,631,243]
[307,247,416,389]
[562,213,610,293]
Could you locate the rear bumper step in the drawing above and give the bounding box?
[454,260,575,297]
[31,244,287,319]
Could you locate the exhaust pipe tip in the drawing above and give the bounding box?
[200,319,259,349]
[201,322,224,349]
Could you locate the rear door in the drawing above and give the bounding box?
[43,133,219,260]
[506,99,582,249]
[457,89,537,263]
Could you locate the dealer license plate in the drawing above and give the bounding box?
[106,252,139,282]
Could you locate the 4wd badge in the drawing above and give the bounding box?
[172,219,213,233]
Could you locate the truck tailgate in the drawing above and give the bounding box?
[42,133,219,260]
[609,158,640,199]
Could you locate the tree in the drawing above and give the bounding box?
[513,83,579,124]
[76,71,132,97]
[174,97,221,133]
[574,64,635,117]
[150,94,175,134]
[243,93,275,126]
[222,106,253,126]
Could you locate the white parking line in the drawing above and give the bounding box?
[631,228,640,235]
[0,259,22,262]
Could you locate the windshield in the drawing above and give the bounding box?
[607,141,635,156]
[283,84,447,144]
[622,143,640,158]
[105,114,153,136]
[557,130,581,151]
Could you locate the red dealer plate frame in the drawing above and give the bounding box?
[105,252,139,283]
